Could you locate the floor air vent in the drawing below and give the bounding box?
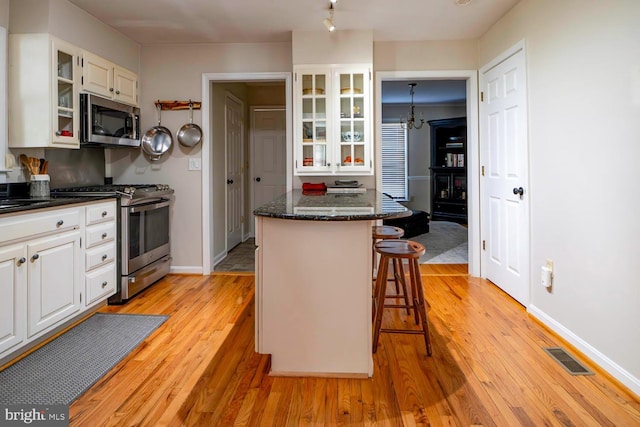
[543,347,594,376]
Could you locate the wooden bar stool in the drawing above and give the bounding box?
[371,225,410,315]
[372,239,432,356]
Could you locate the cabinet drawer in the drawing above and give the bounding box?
[86,202,116,225]
[85,222,116,249]
[0,208,80,244]
[85,242,116,271]
[86,263,116,305]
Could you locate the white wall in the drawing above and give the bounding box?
[479,0,640,394]
[9,0,138,72]
[0,0,9,27]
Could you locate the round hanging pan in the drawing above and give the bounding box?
[141,105,173,161]
[176,102,203,147]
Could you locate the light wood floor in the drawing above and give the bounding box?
[68,266,640,426]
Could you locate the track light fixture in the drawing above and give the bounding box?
[323,4,335,32]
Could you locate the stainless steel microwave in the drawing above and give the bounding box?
[80,93,140,147]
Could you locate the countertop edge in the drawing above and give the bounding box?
[0,195,118,216]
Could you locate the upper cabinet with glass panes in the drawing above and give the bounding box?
[294,65,373,175]
[9,34,81,148]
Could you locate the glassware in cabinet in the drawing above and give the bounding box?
[53,42,78,143]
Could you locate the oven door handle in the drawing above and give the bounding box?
[129,200,171,214]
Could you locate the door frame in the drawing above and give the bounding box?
[201,73,293,274]
[225,91,245,250]
[249,105,286,238]
[375,70,480,276]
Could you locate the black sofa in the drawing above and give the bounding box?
[383,209,430,238]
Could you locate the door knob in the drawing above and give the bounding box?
[227,179,234,184]
[255,177,261,182]
[513,187,524,199]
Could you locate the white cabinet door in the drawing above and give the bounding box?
[294,65,373,176]
[295,68,332,174]
[334,67,372,173]
[27,231,81,338]
[0,245,26,355]
[82,51,112,99]
[113,66,138,106]
[82,51,138,106]
[51,37,81,147]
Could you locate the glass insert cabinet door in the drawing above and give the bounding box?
[337,70,368,171]
[299,71,331,170]
[294,65,372,175]
[52,38,79,147]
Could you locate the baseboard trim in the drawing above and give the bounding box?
[213,251,228,267]
[170,266,203,275]
[528,304,640,397]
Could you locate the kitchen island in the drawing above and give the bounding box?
[254,190,410,377]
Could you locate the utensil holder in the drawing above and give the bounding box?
[30,174,50,199]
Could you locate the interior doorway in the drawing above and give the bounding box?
[201,73,293,274]
[375,71,480,276]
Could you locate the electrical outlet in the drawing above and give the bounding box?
[188,158,201,171]
[542,259,554,289]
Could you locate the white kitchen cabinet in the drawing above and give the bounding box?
[9,34,81,148]
[0,244,26,355]
[82,51,138,106]
[83,200,117,307]
[0,200,116,363]
[294,64,373,175]
[27,230,81,337]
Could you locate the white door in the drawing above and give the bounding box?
[226,93,244,250]
[27,231,81,337]
[0,244,26,354]
[480,43,530,306]
[251,108,286,216]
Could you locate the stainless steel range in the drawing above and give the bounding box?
[53,184,174,303]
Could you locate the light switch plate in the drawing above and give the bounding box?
[188,158,201,171]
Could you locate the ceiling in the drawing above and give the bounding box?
[66,0,515,105]
[382,80,466,105]
[67,0,520,45]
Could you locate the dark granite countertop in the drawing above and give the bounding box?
[0,195,117,216]
[253,190,411,221]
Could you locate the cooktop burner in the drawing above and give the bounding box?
[52,184,173,201]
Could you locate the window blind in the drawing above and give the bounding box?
[381,123,408,200]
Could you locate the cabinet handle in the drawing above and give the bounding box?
[102,211,108,217]
[102,254,108,261]
[102,233,108,239]
[116,90,120,95]
[56,220,64,227]
[101,281,108,288]
[109,87,114,92]
[32,254,39,261]
[17,257,26,266]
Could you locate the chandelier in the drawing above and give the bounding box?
[400,83,425,130]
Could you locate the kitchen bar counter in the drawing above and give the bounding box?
[254,191,409,378]
[253,189,411,221]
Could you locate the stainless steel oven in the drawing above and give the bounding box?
[52,184,173,303]
[121,197,172,300]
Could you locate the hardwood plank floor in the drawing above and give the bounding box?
[68,267,640,426]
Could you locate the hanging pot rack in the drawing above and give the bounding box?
[154,99,201,111]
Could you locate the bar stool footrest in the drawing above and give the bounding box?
[380,328,425,335]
